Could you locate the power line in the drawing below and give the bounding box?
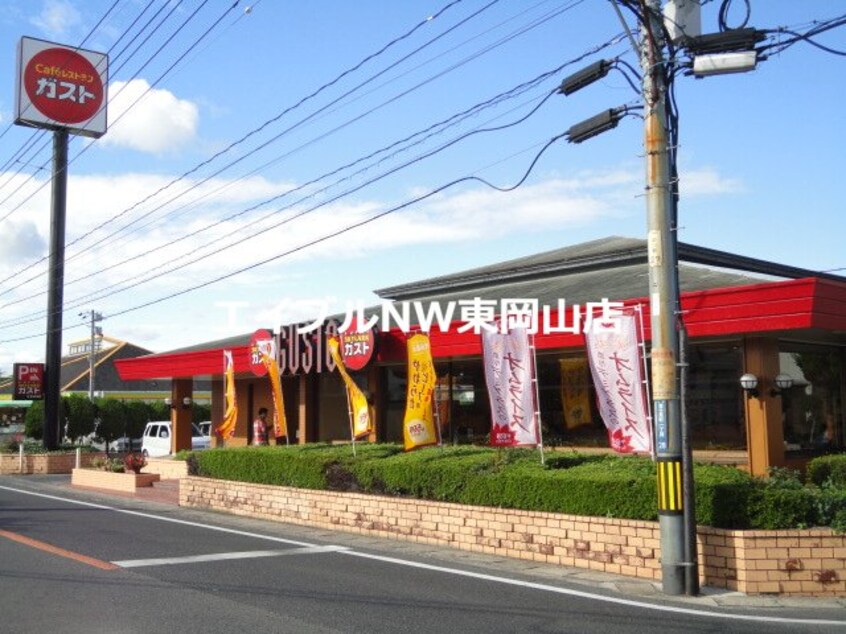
[0,86,557,326]
[0,28,625,321]
[0,129,566,344]
[0,0,472,293]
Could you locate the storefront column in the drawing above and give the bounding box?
[171,378,193,453]
[743,337,786,476]
[297,374,309,444]
[366,364,380,443]
[210,378,223,448]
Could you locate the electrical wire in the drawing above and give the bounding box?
[0,87,560,323]
[0,130,567,343]
[0,0,241,278]
[0,4,624,336]
[760,15,846,57]
[0,0,191,225]
[718,0,751,32]
[0,27,626,317]
[0,0,473,292]
[0,0,587,303]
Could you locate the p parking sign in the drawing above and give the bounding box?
[13,363,45,400]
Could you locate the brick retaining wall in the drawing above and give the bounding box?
[0,452,104,475]
[144,458,189,479]
[180,476,846,597]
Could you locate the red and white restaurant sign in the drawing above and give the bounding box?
[339,317,376,371]
[13,363,45,400]
[15,36,108,138]
[249,329,276,377]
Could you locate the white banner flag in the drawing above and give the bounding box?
[482,325,540,447]
[584,312,652,454]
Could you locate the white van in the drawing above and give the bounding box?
[141,421,210,457]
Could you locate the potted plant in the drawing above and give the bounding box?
[123,452,146,474]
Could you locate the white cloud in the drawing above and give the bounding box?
[0,220,45,265]
[102,79,199,154]
[679,167,744,197]
[30,0,81,38]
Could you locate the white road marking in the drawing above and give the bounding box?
[2,484,843,627]
[114,545,347,568]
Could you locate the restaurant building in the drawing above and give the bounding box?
[115,236,846,476]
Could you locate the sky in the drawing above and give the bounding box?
[0,0,843,374]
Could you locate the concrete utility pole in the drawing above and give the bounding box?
[640,0,685,596]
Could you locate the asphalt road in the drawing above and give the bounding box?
[0,477,844,634]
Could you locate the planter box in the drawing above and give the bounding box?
[72,468,160,492]
[144,457,189,479]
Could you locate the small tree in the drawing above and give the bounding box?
[192,402,211,424]
[124,400,149,443]
[64,394,97,443]
[96,398,127,455]
[25,400,44,440]
[147,400,170,421]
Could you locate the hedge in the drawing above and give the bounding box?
[190,444,846,530]
[807,453,846,487]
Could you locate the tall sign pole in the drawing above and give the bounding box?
[640,0,685,595]
[14,37,108,449]
[43,128,69,449]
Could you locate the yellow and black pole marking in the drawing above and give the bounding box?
[656,459,683,514]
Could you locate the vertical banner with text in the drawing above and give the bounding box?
[584,312,652,454]
[261,352,288,439]
[482,325,540,447]
[216,350,238,439]
[403,333,438,451]
[327,337,372,440]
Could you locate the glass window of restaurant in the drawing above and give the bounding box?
[380,341,748,450]
[779,344,844,454]
[381,360,490,444]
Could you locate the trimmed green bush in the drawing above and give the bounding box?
[748,484,818,530]
[807,454,846,487]
[191,444,785,528]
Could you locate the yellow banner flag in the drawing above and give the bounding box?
[327,337,372,439]
[560,357,591,430]
[261,351,287,439]
[215,350,238,438]
[403,333,438,451]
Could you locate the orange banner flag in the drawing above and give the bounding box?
[215,350,238,438]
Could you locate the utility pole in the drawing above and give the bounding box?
[80,310,103,400]
[640,0,685,595]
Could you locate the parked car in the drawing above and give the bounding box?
[198,421,211,437]
[141,421,209,457]
[81,433,141,453]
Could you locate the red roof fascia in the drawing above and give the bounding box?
[115,278,846,378]
[381,278,841,361]
[115,345,251,381]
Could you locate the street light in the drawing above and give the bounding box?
[692,51,757,77]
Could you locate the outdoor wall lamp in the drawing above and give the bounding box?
[771,373,794,397]
[165,396,192,409]
[739,373,759,398]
